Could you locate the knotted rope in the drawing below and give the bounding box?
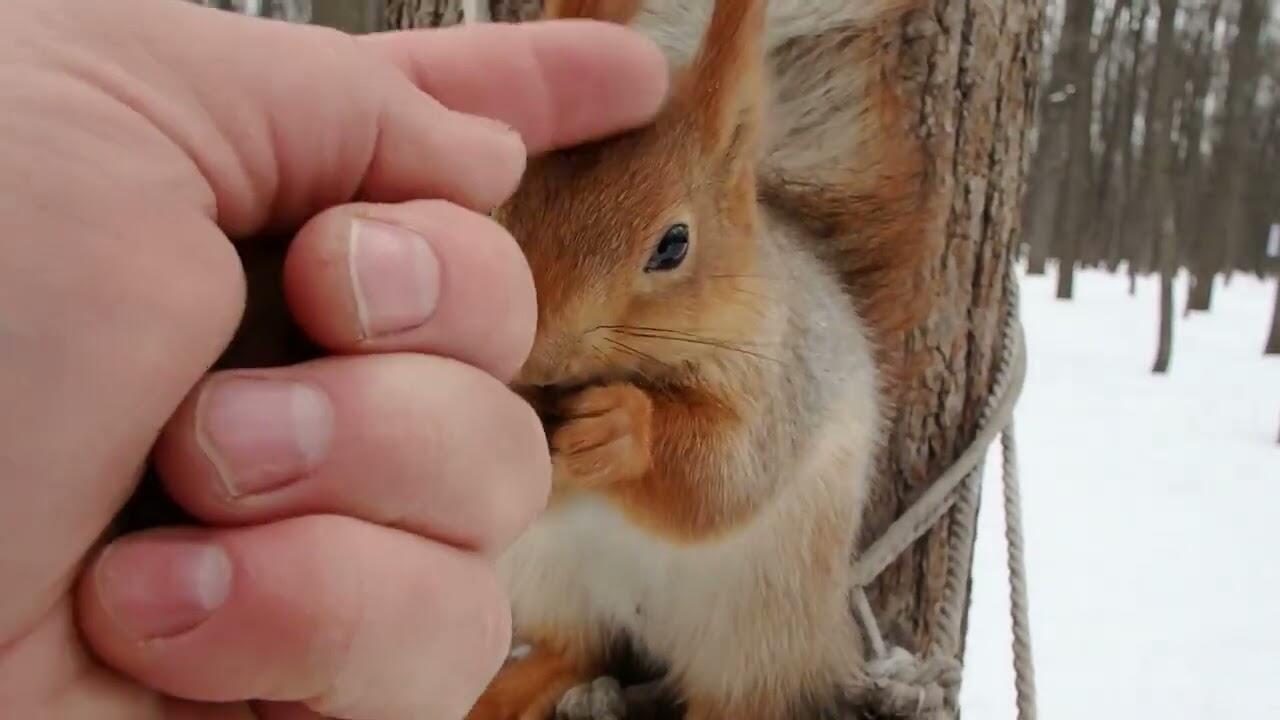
[848,265,1035,719]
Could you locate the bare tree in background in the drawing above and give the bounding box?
[1188,0,1269,313]
[1143,0,1179,375]
[1023,0,1098,283]
[1178,0,1224,316]
[1267,276,1280,355]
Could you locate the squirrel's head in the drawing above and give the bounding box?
[498,0,768,389]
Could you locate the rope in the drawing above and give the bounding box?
[1000,282,1038,720]
[850,263,1036,720]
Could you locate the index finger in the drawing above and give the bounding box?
[363,19,670,155]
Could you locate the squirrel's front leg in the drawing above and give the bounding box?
[550,383,654,494]
[466,641,597,720]
[553,382,755,541]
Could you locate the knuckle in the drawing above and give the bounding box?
[484,222,538,382]
[429,359,549,550]
[487,388,552,545]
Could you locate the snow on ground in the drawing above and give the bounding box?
[959,266,1280,719]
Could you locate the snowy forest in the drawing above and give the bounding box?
[1024,0,1280,370]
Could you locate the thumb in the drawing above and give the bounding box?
[83,0,667,237]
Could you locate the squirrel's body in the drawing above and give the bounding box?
[501,208,878,717]
[470,1,932,718]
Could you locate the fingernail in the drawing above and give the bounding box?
[198,377,334,497]
[474,115,522,142]
[95,537,232,640]
[349,219,441,339]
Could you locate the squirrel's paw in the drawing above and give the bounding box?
[555,676,627,720]
[551,383,653,490]
[465,650,589,720]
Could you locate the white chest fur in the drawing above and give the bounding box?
[500,493,764,646]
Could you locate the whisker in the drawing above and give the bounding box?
[589,345,611,366]
[603,325,785,350]
[613,331,784,365]
[604,337,672,370]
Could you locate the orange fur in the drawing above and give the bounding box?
[542,0,644,23]
[551,383,654,494]
[466,643,593,720]
[688,1,766,154]
[559,382,755,542]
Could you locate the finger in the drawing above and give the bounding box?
[282,200,537,381]
[362,19,670,155]
[114,1,526,236]
[77,516,511,719]
[119,2,667,237]
[152,353,550,554]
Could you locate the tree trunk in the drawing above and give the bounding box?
[1186,272,1214,314]
[1179,0,1222,316]
[1141,0,1180,374]
[1119,0,1153,276]
[1024,0,1094,285]
[1047,0,1098,302]
[870,0,1042,674]
[1207,0,1269,280]
[1093,0,1135,273]
[1055,257,1075,299]
[1266,277,1280,356]
[392,1,1043,717]
[1153,216,1176,374]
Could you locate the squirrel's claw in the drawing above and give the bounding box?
[555,676,627,720]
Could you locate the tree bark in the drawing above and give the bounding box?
[391,1,1043,717]
[869,0,1042,672]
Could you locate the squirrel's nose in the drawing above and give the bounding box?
[516,329,598,388]
[515,332,569,386]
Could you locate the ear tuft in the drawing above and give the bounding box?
[687,0,767,159]
[542,0,644,23]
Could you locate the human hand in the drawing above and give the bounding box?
[0,1,667,718]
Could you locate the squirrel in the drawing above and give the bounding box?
[468,1,936,719]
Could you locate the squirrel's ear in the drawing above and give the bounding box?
[687,0,766,162]
[542,0,644,23]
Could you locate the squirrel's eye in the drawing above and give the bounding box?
[645,224,690,273]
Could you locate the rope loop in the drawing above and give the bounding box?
[864,646,962,719]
